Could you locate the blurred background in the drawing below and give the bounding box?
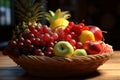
[0,0,120,50]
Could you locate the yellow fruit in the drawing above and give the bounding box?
[45,9,71,30]
[50,18,69,29]
[73,49,87,56]
[79,30,95,43]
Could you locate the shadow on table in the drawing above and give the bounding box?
[16,70,101,80]
[0,66,102,80]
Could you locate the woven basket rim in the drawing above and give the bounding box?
[10,52,113,63]
[9,52,113,77]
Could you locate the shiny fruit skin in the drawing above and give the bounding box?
[79,30,95,43]
[88,26,103,41]
[83,41,103,55]
[53,41,74,57]
[73,49,87,56]
[50,18,69,29]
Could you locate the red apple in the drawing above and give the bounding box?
[83,41,103,55]
[87,25,103,41]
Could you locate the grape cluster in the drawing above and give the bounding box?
[57,22,89,49]
[3,25,58,57]
[3,22,90,57]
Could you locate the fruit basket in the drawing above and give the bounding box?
[3,0,113,77]
[9,52,112,77]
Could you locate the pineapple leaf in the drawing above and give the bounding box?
[55,9,62,19]
[15,0,45,23]
[45,13,54,23]
[45,8,71,24]
[49,10,55,17]
[14,0,26,14]
[61,11,71,19]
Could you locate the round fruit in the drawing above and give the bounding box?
[50,18,69,29]
[53,41,74,57]
[88,25,103,41]
[79,30,95,43]
[73,49,87,56]
[83,41,103,55]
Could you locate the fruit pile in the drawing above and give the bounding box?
[3,9,113,58]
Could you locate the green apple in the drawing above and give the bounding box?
[53,41,74,57]
[73,49,87,56]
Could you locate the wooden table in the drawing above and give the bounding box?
[0,51,120,80]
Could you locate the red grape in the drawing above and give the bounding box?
[42,33,50,42]
[34,49,44,56]
[75,42,83,49]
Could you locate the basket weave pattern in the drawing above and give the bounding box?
[9,53,112,77]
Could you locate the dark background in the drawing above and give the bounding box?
[0,0,120,50]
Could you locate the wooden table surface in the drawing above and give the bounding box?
[0,51,120,80]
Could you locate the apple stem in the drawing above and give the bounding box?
[102,31,107,41]
[102,31,107,34]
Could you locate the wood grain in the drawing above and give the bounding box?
[0,51,120,80]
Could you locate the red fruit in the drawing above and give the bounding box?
[42,25,50,33]
[28,45,34,51]
[17,42,24,49]
[44,51,54,57]
[31,29,39,36]
[47,42,55,47]
[42,33,50,42]
[71,23,89,36]
[64,22,74,33]
[88,25,103,41]
[68,39,76,46]
[65,34,72,41]
[34,49,44,56]
[18,37,25,43]
[83,41,103,55]
[8,40,17,48]
[68,21,74,26]
[22,32,31,39]
[35,26,42,32]
[71,24,82,35]
[29,26,35,31]
[24,39,31,46]
[32,38,41,46]
[75,42,83,49]
[78,22,85,27]
[51,33,58,41]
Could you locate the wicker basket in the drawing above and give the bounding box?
[9,52,113,77]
